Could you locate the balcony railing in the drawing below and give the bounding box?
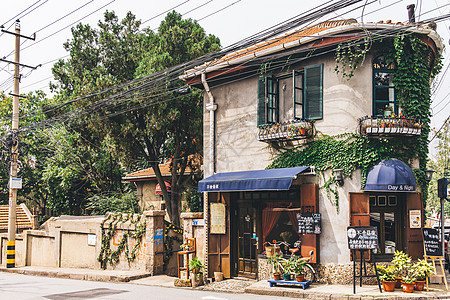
[258,120,314,142]
[359,115,422,137]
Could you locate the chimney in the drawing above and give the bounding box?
[407,4,416,24]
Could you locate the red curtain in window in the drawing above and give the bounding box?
[262,209,281,245]
[287,209,302,238]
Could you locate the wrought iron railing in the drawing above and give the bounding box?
[258,120,314,142]
[359,115,422,137]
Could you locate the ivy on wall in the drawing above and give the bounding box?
[97,213,146,269]
[269,33,442,211]
[163,221,183,270]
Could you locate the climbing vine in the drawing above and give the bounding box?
[270,33,442,211]
[163,221,183,270]
[269,133,418,211]
[97,212,146,269]
[334,37,371,79]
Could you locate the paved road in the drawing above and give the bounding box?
[0,272,285,300]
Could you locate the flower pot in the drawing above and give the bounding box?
[273,273,281,281]
[415,280,425,291]
[296,274,305,282]
[299,128,306,135]
[395,277,402,288]
[402,282,415,293]
[382,280,396,292]
[283,273,291,281]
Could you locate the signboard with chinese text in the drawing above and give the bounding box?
[347,226,379,250]
[297,213,321,234]
[422,228,442,257]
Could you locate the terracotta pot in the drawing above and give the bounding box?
[415,280,425,291]
[296,274,305,282]
[273,273,281,281]
[382,280,396,292]
[395,277,402,288]
[402,282,415,293]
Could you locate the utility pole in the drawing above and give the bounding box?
[0,20,37,268]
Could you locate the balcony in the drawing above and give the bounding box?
[258,120,314,142]
[359,115,422,137]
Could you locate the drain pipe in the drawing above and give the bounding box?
[201,73,217,176]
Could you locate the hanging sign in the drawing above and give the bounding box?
[422,228,442,257]
[210,203,226,234]
[347,226,379,250]
[296,213,321,234]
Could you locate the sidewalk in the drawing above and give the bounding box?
[1,266,450,299]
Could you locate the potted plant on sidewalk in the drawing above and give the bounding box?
[267,253,283,280]
[401,275,416,293]
[290,256,307,282]
[281,258,293,281]
[377,265,397,292]
[392,250,411,288]
[189,256,205,287]
[411,259,435,291]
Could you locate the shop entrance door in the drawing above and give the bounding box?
[369,194,405,260]
[237,204,258,278]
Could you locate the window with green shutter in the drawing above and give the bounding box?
[304,64,323,120]
[257,64,323,126]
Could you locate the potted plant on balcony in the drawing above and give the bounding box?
[189,256,205,287]
[384,105,393,117]
[377,265,397,292]
[401,274,416,293]
[411,259,435,291]
[267,253,283,280]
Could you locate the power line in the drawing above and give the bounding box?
[141,0,191,25]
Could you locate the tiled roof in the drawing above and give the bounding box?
[124,155,202,181]
[0,204,33,231]
[181,19,442,80]
[219,19,357,63]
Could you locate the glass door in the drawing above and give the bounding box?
[237,205,258,278]
[369,194,404,260]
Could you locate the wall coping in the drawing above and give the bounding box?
[143,210,166,217]
[180,212,204,219]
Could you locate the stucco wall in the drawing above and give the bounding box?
[203,52,374,177]
[202,51,377,265]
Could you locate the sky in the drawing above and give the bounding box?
[0,0,449,153]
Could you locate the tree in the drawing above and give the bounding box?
[427,118,450,216]
[51,11,220,225]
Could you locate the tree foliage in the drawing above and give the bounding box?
[51,11,220,225]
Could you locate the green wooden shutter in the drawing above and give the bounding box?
[257,76,266,126]
[304,64,323,120]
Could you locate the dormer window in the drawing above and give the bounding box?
[373,56,396,116]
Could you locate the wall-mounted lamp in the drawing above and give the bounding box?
[333,168,344,186]
[425,169,435,182]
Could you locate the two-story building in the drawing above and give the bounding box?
[182,14,442,283]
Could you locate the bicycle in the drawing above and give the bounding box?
[264,240,316,283]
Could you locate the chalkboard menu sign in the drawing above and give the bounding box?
[296,213,321,234]
[347,226,379,250]
[422,228,442,257]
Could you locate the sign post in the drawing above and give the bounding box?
[347,226,382,294]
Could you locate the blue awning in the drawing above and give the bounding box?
[198,167,310,192]
[364,158,416,192]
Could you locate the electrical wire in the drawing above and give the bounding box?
[1,0,448,134]
[141,0,191,25]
